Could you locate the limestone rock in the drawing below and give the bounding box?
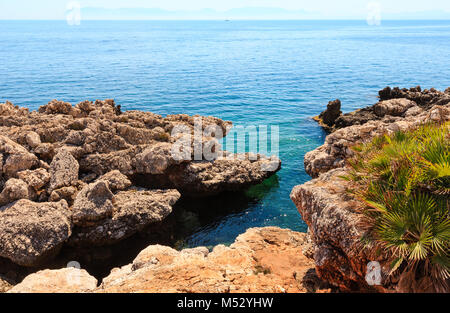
[96,227,326,293]
[314,86,450,132]
[165,154,281,196]
[373,98,416,117]
[305,104,449,177]
[379,86,450,107]
[0,98,280,268]
[0,178,30,207]
[295,86,450,292]
[69,189,181,246]
[49,150,79,192]
[49,186,79,205]
[17,168,50,191]
[8,268,97,293]
[315,99,342,131]
[38,100,73,115]
[25,131,41,148]
[72,180,114,227]
[99,170,132,191]
[291,169,378,291]
[5,226,330,293]
[133,143,177,175]
[0,199,72,266]
[0,135,39,178]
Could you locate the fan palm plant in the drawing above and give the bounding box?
[345,122,449,290]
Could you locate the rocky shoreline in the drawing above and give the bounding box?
[292,86,449,292]
[1,86,448,293]
[7,227,331,293]
[0,99,280,288]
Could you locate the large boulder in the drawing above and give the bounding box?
[72,180,114,227]
[0,136,39,178]
[8,268,97,293]
[98,170,132,191]
[69,189,181,246]
[373,98,416,117]
[291,169,380,291]
[315,99,342,131]
[163,154,281,196]
[0,199,72,266]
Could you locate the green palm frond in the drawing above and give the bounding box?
[345,121,450,287]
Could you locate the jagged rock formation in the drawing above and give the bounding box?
[315,86,450,134]
[8,227,331,293]
[0,99,280,269]
[0,199,73,266]
[292,87,450,292]
[306,91,449,177]
[313,99,342,132]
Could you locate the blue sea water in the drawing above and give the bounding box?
[1,20,450,249]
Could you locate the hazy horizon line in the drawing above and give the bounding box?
[1,18,450,21]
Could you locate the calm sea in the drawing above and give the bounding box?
[1,20,450,249]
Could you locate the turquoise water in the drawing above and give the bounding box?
[1,20,450,248]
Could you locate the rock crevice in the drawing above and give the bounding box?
[0,99,280,270]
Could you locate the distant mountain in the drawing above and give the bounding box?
[382,10,450,20]
[81,7,312,20]
[80,7,450,20]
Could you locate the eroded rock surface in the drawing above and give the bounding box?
[313,99,342,132]
[0,99,280,269]
[49,149,79,192]
[69,189,181,246]
[0,199,72,267]
[9,227,330,293]
[306,102,449,177]
[316,86,450,133]
[291,169,382,291]
[8,268,98,293]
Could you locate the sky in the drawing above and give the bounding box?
[1,0,450,20]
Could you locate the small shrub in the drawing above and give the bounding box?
[346,122,449,290]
